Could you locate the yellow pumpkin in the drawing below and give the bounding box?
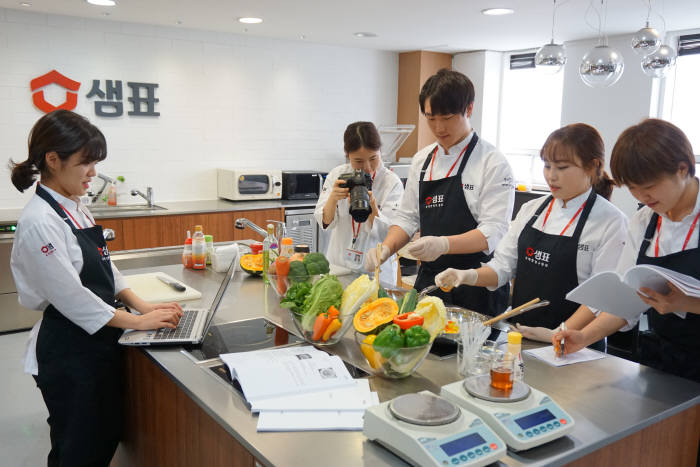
[240,253,263,275]
[353,298,399,334]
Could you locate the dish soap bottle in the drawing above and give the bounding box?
[107,183,117,206]
[507,331,524,381]
[262,223,278,285]
[191,225,207,270]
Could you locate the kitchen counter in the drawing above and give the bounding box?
[111,248,700,467]
[0,198,318,223]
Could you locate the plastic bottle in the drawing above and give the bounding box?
[205,234,214,265]
[507,331,524,381]
[262,224,278,285]
[192,225,207,270]
[280,237,294,257]
[107,183,117,206]
[182,234,193,269]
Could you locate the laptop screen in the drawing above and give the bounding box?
[199,251,238,336]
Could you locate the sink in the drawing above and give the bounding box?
[88,204,167,216]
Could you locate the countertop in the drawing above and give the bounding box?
[111,249,700,467]
[0,198,318,224]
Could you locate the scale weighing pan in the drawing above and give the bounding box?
[441,377,575,452]
[363,391,506,467]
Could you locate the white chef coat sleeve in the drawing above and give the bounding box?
[314,169,340,231]
[111,262,128,295]
[372,175,404,239]
[15,222,115,334]
[474,153,515,254]
[484,199,534,290]
[392,154,425,238]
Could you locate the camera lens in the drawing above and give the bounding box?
[349,186,371,222]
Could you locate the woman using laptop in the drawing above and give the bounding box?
[9,110,183,466]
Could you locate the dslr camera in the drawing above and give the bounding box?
[338,169,373,223]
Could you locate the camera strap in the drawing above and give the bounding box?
[351,219,361,246]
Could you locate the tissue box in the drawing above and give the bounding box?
[212,244,240,273]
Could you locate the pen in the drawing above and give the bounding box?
[558,322,567,358]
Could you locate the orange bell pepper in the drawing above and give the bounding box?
[276,256,290,294]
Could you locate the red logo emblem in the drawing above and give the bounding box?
[526,247,535,257]
[30,70,81,113]
[425,196,432,205]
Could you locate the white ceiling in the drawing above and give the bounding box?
[1,0,699,53]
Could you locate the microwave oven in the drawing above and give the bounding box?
[282,171,326,200]
[217,169,282,201]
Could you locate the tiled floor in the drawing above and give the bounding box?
[0,330,50,467]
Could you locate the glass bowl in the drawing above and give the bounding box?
[354,331,432,379]
[442,306,491,341]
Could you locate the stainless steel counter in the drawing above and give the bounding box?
[113,251,700,467]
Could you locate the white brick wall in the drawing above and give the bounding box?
[0,8,398,208]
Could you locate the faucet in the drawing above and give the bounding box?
[234,218,287,240]
[91,173,116,204]
[130,187,154,207]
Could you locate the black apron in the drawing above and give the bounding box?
[414,134,509,316]
[511,190,597,330]
[33,184,123,467]
[636,212,700,382]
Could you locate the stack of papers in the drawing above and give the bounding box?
[220,346,379,432]
[524,346,606,367]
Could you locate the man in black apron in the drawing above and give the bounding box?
[34,184,124,466]
[635,213,700,382]
[414,135,509,315]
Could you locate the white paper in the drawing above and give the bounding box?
[251,379,378,412]
[524,346,606,367]
[256,410,366,432]
[565,271,649,321]
[220,346,355,402]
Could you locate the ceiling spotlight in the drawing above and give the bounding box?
[86,0,116,6]
[238,17,263,24]
[354,32,378,38]
[175,20,183,25]
[19,2,32,7]
[481,8,515,16]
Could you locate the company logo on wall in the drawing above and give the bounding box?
[29,69,160,117]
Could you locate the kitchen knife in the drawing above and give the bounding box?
[157,275,186,292]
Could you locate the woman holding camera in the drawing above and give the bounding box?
[314,121,404,285]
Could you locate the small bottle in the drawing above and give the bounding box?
[262,224,278,285]
[204,234,214,265]
[182,238,193,268]
[192,225,207,270]
[280,237,294,257]
[107,183,117,206]
[294,244,310,257]
[507,331,524,382]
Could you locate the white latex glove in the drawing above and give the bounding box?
[435,268,478,290]
[510,323,554,343]
[405,236,450,262]
[364,244,391,272]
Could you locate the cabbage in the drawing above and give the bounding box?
[300,275,344,332]
[339,274,378,318]
[413,296,447,340]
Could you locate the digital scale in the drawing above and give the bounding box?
[363,391,506,466]
[441,376,575,451]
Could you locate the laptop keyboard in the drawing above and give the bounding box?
[153,309,198,340]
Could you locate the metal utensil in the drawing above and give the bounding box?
[157,274,186,292]
[417,284,438,300]
[482,298,550,327]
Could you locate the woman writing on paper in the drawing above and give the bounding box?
[10,110,183,466]
[435,124,628,345]
[315,121,404,285]
[555,119,700,382]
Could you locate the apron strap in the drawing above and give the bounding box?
[453,133,479,177]
[570,190,598,240]
[35,184,79,232]
[638,212,659,261]
[525,196,554,229]
[419,145,438,181]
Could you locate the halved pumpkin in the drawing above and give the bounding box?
[240,253,263,275]
[353,297,399,334]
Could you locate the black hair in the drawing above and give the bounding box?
[343,121,381,154]
[9,109,107,192]
[419,69,475,116]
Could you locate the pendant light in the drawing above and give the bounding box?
[631,1,661,56]
[535,0,566,74]
[579,0,624,88]
[641,43,677,77]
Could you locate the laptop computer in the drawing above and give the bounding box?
[119,254,237,346]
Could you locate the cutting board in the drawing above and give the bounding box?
[124,272,202,303]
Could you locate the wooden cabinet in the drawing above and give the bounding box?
[101,208,284,251]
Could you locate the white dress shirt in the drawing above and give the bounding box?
[614,179,700,329]
[11,184,127,375]
[486,188,628,293]
[315,162,404,285]
[393,132,515,254]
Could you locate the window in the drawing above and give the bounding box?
[499,51,564,189]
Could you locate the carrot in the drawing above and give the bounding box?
[312,313,333,341]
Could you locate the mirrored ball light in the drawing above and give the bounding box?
[535,43,567,74]
[631,26,661,56]
[579,45,625,88]
[641,44,677,78]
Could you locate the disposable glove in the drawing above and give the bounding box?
[364,244,391,272]
[435,268,478,290]
[405,236,449,262]
[510,323,554,343]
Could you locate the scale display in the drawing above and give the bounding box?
[363,391,506,467]
[441,377,575,452]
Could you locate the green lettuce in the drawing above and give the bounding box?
[300,275,343,332]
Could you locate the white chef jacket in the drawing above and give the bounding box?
[314,162,404,285]
[393,132,515,254]
[614,179,700,329]
[11,183,128,375]
[486,188,628,293]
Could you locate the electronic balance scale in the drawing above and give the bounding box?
[440,376,575,451]
[363,391,506,466]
